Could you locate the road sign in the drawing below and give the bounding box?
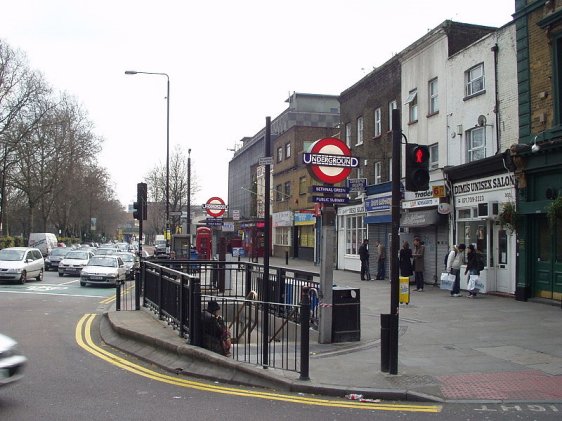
[259,157,273,166]
[312,196,349,204]
[206,217,223,226]
[232,210,240,221]
[169,211,182,216]
[347,178,367,192]
[312,185,349,194]
[202,196,227,218]
[303,137,358,184]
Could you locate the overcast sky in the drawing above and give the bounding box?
[1,0,515,208]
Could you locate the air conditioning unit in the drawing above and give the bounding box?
[478,201,499,218]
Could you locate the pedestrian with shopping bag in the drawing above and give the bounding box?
[465,244,483,298]
[446,243,466,297]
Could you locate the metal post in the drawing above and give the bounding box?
[318,204,335,344]
[262,116,271,368]
[187,149,191,259]
[116,282,121,311]
[299,287,311,381]
[165,77,170,254]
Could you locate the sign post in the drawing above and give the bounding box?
[303,137,358,344]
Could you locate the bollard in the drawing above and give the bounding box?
[299,287,311,380]
[116,282,122,311]
[285,250,289,265]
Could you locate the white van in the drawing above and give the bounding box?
[28,233,58,256]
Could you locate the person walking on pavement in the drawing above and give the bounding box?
[358,238,371,281]
[375,240,386,280]
[446,243,466,297]
[399,241,413,279]
[465,244,482,298]
[412,236,425,291]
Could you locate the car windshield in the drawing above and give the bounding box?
[118,254,134,262]
[66,252,90,260]
[0,249,24,261]
[88,257,117,268]
[96,249,116,255]
[51,248,69,256]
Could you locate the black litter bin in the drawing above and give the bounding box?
[332,287,360,342]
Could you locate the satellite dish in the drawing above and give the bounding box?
[477,115,487,126]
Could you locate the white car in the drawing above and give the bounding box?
[0,333,27,387]
[58,250,95,277]
[0,247,44,284]
[116,252,139,280]
[80,255,126,287]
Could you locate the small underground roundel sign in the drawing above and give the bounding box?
[202,196,227,218]
[303,137,359,184]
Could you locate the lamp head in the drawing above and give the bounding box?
[124,70,138,75]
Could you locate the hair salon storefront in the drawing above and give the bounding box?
[445,156,517,295]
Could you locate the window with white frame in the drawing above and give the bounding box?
[465,63,485,97]
[277,147,283,162]
[374,107,382,137]
[428,78,439,114]
[299,176,307,195]
[284,181,291,198]
[345,123,352,147]
[388,157,392,179]
[285,142,291,158]
[356,165,364,180]
[405,89,418,123]
[344,214,366,255]
[274,227,291,246]
[276,184,283,201]
[374,161,382,184]
[466,127,486,162]
[356,116,364,145]
[429,143,439,170]
[388,100,397,130]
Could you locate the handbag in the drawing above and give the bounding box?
[440,272,455,290]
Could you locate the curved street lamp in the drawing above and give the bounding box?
[125,70,170,251]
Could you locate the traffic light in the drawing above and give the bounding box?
[405,143,430,191]
[133,183,147,220]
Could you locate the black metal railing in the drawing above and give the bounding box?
[115,259,317,377]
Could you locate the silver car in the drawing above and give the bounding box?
[80,255,126,287]
[44,247,70,271]
[116,252,139,280]
[58,250,95,277]
[0,247,44,284]
[0,333,27,387]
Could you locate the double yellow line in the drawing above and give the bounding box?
[75,313,441,412]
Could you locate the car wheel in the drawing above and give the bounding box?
[36,268,43,282]
[20,271,27,284]
[58,272,64,277]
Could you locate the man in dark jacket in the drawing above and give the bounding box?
[201,300,231,356]
[358,239,370,280]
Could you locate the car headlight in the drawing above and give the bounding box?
[59,263,66,268]
[7,268,23,274]
[107,274,117,279]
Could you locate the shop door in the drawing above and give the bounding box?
[493,225,511,293]
[533,216,562,300]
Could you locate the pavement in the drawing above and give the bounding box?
[99,256,562,403]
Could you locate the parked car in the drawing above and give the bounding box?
[58,250,95,277]
[44,247,70,271]
[0,333,27,387]
[116,252,139,280]
[0,247,44,284]
[80,255,126,287]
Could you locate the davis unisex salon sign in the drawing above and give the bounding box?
[453,174,515,195]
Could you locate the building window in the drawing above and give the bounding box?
[465,63,485,97]
[356,165,364,179]
[284,181,291,199]
[429,143,439,170]
[457,219,488,265]
[345,123,352,147]
[374,108,382,137]
[356,116,364,145]
[374,161,382,184]
[388,100,397,131]
[276,184,283,201]
[277,147,283,162]
[299,225,315,248]
[285,142,291,158]
[343,214,366,255]
[428,78,439,114]
[275,227,291,246]
[466,127,486,162]
[388,158,392,179]
[299,176,307,195]
[405,89,418,123]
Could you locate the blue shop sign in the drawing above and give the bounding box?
[365,195,391,212]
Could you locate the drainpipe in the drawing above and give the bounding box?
[491,43,501,153]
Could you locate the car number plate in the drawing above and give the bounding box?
[90,276,103,280]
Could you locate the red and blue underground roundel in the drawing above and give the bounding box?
[303,137,359,184]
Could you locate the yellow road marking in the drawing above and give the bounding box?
[75,313,441,412]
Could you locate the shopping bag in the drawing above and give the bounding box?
[440,272,454,290]
[467,274,478,291]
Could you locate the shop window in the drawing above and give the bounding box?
[299,225,315,248]
[344,214,366,255]
[457,220,487,263]
[274,227,290,246]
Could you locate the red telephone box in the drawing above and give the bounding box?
[196,227,212,260]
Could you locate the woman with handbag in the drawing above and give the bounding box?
[465,244,481,298]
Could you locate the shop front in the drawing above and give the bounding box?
[364,186,392,278]
[336,203,365,272]
[449,172,517,294]
[293,211,316,261]
[272,211,293,258]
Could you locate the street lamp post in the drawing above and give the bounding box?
[125,70,171,252]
